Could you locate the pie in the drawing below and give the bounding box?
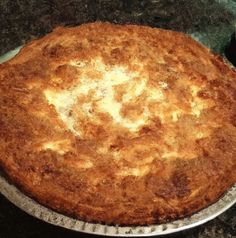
[0,22,235,225]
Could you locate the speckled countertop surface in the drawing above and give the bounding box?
[0,1,235,237]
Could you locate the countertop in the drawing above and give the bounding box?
[0,0,235,237]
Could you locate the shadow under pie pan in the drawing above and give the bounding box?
[0,46,236,236]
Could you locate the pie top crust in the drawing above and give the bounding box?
[0,22,236,225]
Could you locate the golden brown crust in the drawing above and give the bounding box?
[0,22,236,225]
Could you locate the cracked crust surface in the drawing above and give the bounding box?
[0,22,236,225]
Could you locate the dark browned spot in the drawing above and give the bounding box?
[171,171,190,198]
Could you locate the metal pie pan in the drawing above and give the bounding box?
[0,47,236,236]
[0,174,235,237]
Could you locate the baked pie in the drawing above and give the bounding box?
[0,22,235,225]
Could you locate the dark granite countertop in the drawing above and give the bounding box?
[0,1,235,237]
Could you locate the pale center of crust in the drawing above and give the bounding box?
[44,58,166,136]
